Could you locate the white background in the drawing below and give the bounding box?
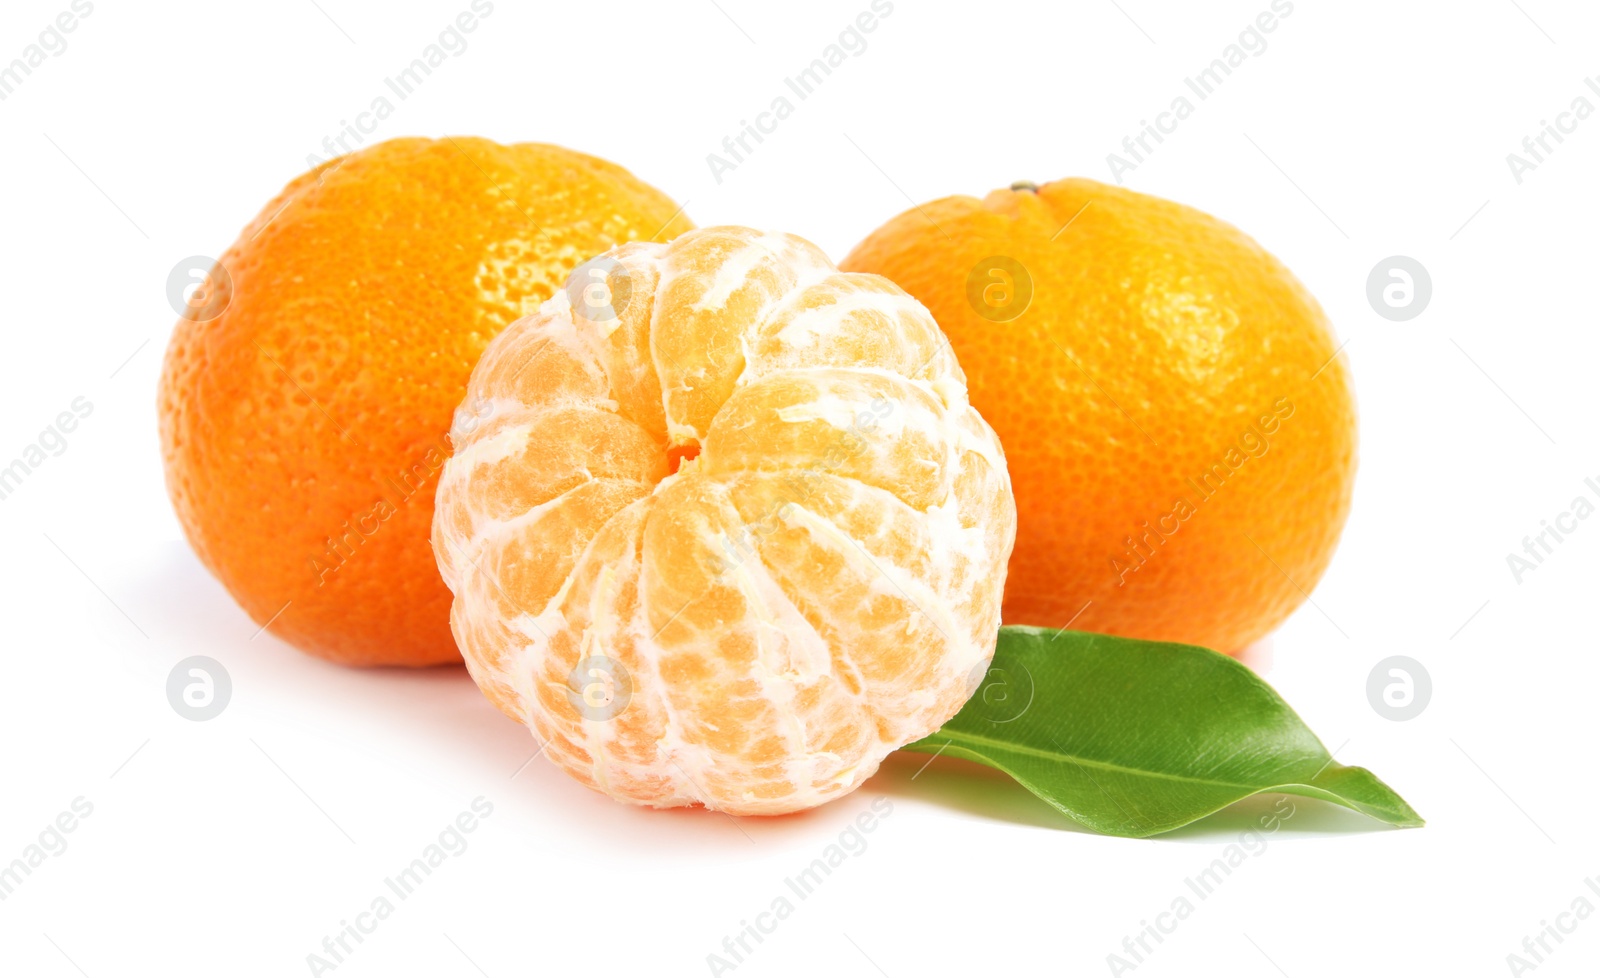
[1,1,1596,975]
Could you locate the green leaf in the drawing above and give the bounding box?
[904,626,1424,837]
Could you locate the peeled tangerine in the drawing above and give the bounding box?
[432,227,1016,815]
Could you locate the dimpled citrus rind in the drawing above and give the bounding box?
[158,137,693,666]
[433,227,1016,815]
[841,179,1355,654]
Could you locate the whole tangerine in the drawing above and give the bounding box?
[159,137,693,666]
[840,178,1356,653]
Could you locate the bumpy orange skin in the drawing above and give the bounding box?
[158,137,693,666]
[841,178,1356,653]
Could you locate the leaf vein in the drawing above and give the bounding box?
[929,729,1327,792]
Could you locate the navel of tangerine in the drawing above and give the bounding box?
[667,443,702,473]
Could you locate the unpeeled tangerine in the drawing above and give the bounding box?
[432,226,1016,815]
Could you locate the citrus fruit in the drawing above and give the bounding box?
[432,227,1016,814]
[840,178,1355,654]
[159,137,693,666]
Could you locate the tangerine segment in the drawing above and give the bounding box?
[433,227,1016,815]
